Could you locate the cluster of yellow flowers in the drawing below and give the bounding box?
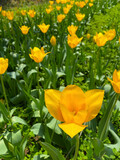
[94,29,116,47]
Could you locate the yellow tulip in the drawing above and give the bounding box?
[87,33,90,39]
[38,23,50,33]
[56,0,60,4]
[6,11,14,20]
[79,1,86,8]
[119,37,120,43]
[50,36,56,46]
[0,6,2,12]
[2,10,6,16]
[104,29,116,41]
[67,34,83,48]
[57,14,66,23]
[46,8,53,14]
[0,58,8,75]
[20,25,30,35]
[63,7,70,14]
[49,1,54,5]
[28,10,36,18]
[75,13,85,21]
[29,47,50,63]
[108,69,120,93]
[89,3,93,7]
[93,33,108,47]
[21,10,27,16]
[67,25,78,35]
[56,6,61,11]
[85,0,89,4]
[45,85,104,138]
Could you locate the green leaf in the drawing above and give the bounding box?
[31,123,45,138]
[0,139,8,155]
[12,116,27,125]
[5,130,22,145]
[27,69,37,78]
[0,101,9,122]
[92,138,105,159]
[104,128,120,152]
[40,142,65,160]
[33,154,50,160]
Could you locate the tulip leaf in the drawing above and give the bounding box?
[0,139,8,155]
[98,93,118,141]
[33,154,50,160]
[31,123,45,138]
[0,101,9,122]
[40,142,65,160]
[12,116,27,125]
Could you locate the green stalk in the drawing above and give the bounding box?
[73,134,79,160]
[0,75,10,112]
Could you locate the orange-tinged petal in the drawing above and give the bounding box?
[85,89,104,122]
[113,69,118,82]
[58,123,87,138]
[45,89,64,121]
[60,85,86,113]
[108,78,120,93]
[60,104,74,123]
[74,110,87,125]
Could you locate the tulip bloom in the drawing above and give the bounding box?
[0,6,2,12]
[50,36,56,46]
[29,47,50,63]
[63,7,70,14]
[20,25,30,35]
[2,10,6,16]
[45,85,104,138]
[75,13,85,21]
[89,3,93,7]
[56,6,61,11]
[87,33,90,39]
[38,23,50,33]
[21,10,27,16]
[28,10,36,18]
[6,11,14,20]
[57,14,66,23]
[79,1,86,8]
[67,25,78,35]
[67,34,83,48]
[104,29,116,41]
[0,58,8,74]
[108,69,120,93]
[93,33,108,47]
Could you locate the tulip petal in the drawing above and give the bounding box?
[58,123,87,138]
[85,89,104,122]
[60,85,86,114]
[74,110,87,125]
[108,78,120,93]
[113,69,118,82]
[45,89,64,121]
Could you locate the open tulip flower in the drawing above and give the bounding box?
[29,47,50,63]
[67,25,78,35]
[108,69,120,93]
[67,34,83,48]
[93,32,108,47]
[45,85,104,138]
[0,58,8,74]
[6,11,14,20]
[38,23,50,33]
[104,29,116,41]
[20,25,30,35]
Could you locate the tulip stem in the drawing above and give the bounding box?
[73,134,79,160]
[0,75,10,112]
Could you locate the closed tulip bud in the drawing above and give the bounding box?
[50,36,56,46]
